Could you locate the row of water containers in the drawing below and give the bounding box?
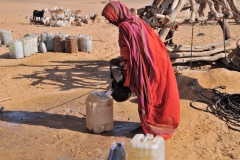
[86,92,165,160]
[39,32,92,53]
[0,30,92,59]
[9,35,38,59]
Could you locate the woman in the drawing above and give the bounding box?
[102,1,180,140]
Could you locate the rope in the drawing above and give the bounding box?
[190,86,240,132]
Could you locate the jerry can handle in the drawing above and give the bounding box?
[141,134,154,142]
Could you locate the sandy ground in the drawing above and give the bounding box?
[0,0,240,160]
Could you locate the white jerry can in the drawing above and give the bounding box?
[127,134,165,160]
[80,36,92,53]
[20,37,31,57]
[85,92,113,133]
[0,30,12,45]
[9,40,24,59]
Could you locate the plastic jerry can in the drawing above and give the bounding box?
[85,92,113,133]
[9,40,24,59]
[107,143,126,160]
[28,37,35,55]
[54,34,66,52]
[127,134,165,160]
[76,34,85,51]
[40,32,48,43]
[32,37,38,53]
[46,33,54,51]
[0,30,12,45]
[80,36,92,53]
[65,36,78,53]
[39,42,47,53]
[20,37,31,57]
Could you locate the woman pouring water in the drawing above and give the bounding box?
[102,1,180,140]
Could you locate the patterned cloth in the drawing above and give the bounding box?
[102,1,180,140]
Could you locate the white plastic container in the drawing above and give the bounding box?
[40,32,48,43]
[86,92,113,133]
[46,33,54,51]
[0,30,12,45]
[39,42,47,53]
[9,40,24,59]
[20,37,31,57]
[32,37,38,53]
[28,37,35,55]
[80,36,92,53]
[76,34,85,51]
[127,134,165,160]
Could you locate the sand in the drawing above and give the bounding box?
[0,0,240,159]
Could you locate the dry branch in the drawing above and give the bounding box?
[171,53,227,64]
[167,39,235,52]
[0,97,12,102]
[207,0,223,20]
[222,39,240,71]
[169,46,235,58]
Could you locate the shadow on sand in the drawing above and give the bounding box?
[0,110,143,138]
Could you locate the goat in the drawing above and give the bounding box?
[42,16,50,25]
[76,16,88,24]
[64,9,72,19]
[89,13,105,23]
[33,9,47,20]
[48,9,65,20]
[73,10,84,18]
[89,13,98,23]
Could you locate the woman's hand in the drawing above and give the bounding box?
[110,57,121,65]
[119,61,127,70]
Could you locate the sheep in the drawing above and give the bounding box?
[42,16,50,25]
[54,20,71,27]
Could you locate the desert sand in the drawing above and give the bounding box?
[0,0,240,160]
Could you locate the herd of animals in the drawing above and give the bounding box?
[26,5,189,28]
[26,7,101,27]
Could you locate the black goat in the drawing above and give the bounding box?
[33,10,45,20]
